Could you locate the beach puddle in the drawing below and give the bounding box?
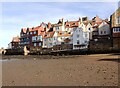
[0,60,9,62]
[0,59,19,62]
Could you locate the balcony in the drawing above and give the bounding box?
[32,39,42,42]
[19,41,29,45]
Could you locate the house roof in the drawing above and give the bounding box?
[65,21,79,28]
[92,22,102,27]
[57,31,72,37]
[12,36,20,42]
[43,31,55,38]
[92,15,103,23]
[52,23,62,27]
[21,28,27,33]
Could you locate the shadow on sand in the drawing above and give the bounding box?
[98,58,120,63]
[110,53,120,56]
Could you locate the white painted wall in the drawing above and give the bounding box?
[98,21,110,35]
[72,27,89,50]
[42,38,53,48]
[8,42,12,49]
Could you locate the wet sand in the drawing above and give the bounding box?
[2,54,119,86]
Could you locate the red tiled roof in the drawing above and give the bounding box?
[92,15,103,23]
[92,22,102,27]
[28,26,45,35]
[65,21,79,28]
[43,31,55,38]
[57,31,72,37]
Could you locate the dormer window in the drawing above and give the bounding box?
[88,28,91,31]
[68,32,71,34]
[30,32,32,35]
[73,23,76,25]
[34,31,36,34]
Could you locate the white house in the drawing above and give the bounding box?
[79,21,93,40]
[42,31,55,48]
[98,21,110,36]
[72,27,89,50]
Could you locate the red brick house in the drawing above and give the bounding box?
[19,28,30,48]
[29,26,45,49]
[19,23,47,50]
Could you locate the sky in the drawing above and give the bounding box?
[0,1,119,49]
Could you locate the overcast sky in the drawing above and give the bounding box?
[0,1,119,48]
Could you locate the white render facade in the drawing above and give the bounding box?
[98,21,110,35]
[42,37,53,48]
[72,27,89,50]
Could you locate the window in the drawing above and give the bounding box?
[27,32,29,35]
[54,42,56,45]
[32,36,34,41]
[56,26,59,31]
[39,43,41,46]
[104,31,106,34]
[32,36,37,41]
[77,34,79,38]
[88,28,91,31]
[114,28,116,32]
[50,43,52,46]
[116,16,120,24]
[30,32,32,35]
[34,31,36,34]
[38,36,42,41]
[101,31,103,34]
[77,40,79,44]
[61,42,64,44]
[116,28,119,32]
[34,43,36,46]
[85,33,87,37]
[84,41,88,44]
[113,28,115,32]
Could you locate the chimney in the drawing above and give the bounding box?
[105,19,108,22]
[78,17,81,26]
[48,22,51,29]
[62,18,64,26]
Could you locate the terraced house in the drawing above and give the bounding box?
[89,16,111,50]
[8,15,115,52]
[19,22,47,50]
[110,7,120,50]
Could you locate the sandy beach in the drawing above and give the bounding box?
[2,54,120,86]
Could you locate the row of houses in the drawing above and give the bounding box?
[8,7,120,52]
